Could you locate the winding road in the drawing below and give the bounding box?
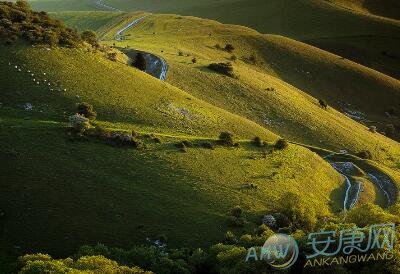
[95,1,168,80]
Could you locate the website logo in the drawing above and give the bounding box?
[245,233,299,269]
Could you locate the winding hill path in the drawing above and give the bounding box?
[95,1,168,80]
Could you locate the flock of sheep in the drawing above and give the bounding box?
[8,61,67,93]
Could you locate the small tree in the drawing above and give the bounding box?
[319,99,328,109]
[81,30,98,47]
[132,53,146,71]
[77,102,97,120]
[274,138,288,150]
[252,136,263,147]
[219,132,234,146]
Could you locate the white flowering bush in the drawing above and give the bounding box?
[69,113,90,133]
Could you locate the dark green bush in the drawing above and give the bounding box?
[201,141,215,150]
[225,44,234,52]
[208,62,235,77]
[252,136,263,147]
[274,138,288,150]
[81,30,98,47]
[218,132,234,146]
[356,150,373,159]
[0,1,82,47]
[77,102,97,120]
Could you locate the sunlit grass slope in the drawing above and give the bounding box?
[30,0,400,78]
[329,0,400,20]
[105,13,400,169]
[0,43,344,262]
[51,11,125,33]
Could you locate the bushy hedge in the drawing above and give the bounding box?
[0,1,82,47]
[208,62,235,77]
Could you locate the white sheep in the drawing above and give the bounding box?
[31,74,34,77]
[44,80,47,82]
[18,69,21,72]
[14,65,18,69]
[43,73,46,75]
[33,78,36,81]
[63,89,67,92]
[36,82,40,85]
[48,83,51,86]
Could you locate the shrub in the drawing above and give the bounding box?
[385,124,396,137]
[274,138,288,150]
[214,44,221,50]
[208,62,234,77]
[278,192,317,231]
[218,132,234,146]
[230,205,242,218]
[356,150,372,160]
[230,55,237,62]
[191,57,197,64]
[0,1,82,47]
[224,44,234,52]
[252,136,263,147]
[224,231,237,244]
[81,30,98,47]
[107,52,117,62]
[77,102,97,120]
[132,53,147,71]
[69,113,90,133]
[178,51,184,56]
[108,133,141,148]
[319,99,328,109]
[201,141,215,150]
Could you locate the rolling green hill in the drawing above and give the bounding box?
[38,0,400,81]
[0,41,346,271]
[104,13,400,168]
[1,2,400,273]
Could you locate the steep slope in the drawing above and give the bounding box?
[51,11,124,33]
[329,0,400,20]
[104,13,400,168]
[0,42,345,266]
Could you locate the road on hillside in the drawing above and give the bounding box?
[95,1,168,80]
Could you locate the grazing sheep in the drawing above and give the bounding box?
[18,69,21,72]
[8,62,11,65]
[48,83,51,86]
[31,74,34,77]
[33,79,35,82]
[27,70,30,73]
[36,82,40,85]
[43,73,46,75]
[50,88,54,91]
[63,89,67,92]
[14,65,18,69]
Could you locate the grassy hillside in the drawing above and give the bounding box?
[33,0,400,80]
[104,13,400,168]
[329,0,400,20]
[0,41,347,271]
[51,11,124,33]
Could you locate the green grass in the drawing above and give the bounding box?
[104,13,400,168]
[30,0,400,79]
[0,41,346,272]
[51,11,125,33]
[1,3,400,273]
